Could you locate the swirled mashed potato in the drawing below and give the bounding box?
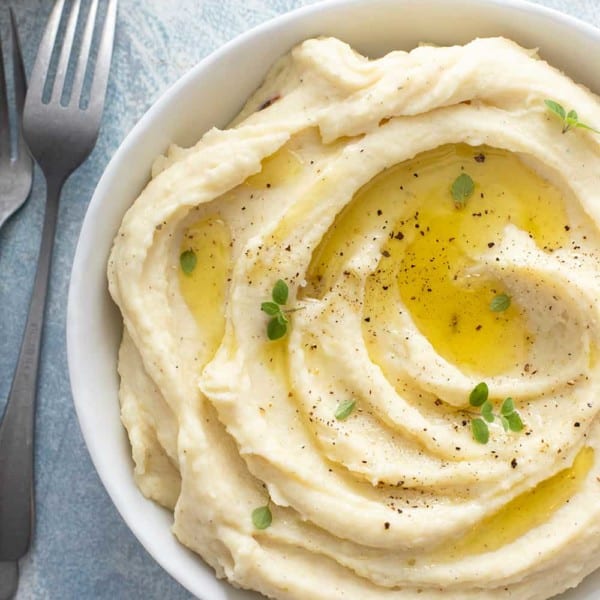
[108,37,600,599]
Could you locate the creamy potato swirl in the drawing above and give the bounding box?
[108,37,600,599]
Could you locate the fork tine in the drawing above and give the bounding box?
[10,8,29,163]
[51,0,81,103]
[27,0,66,100]
[88,0,117,112]
[70,0,98,105]
[0,23,10,162]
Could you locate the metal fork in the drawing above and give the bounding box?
[0,9,33,599]
[0,0,117,594]
[0,8,32,231]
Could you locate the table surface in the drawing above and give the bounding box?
[0,0,599,598]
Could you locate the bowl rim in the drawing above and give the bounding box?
[67,0,600,598]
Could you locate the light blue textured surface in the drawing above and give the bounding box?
[0,1,598,599]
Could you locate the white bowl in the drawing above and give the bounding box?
[67,1,600,598]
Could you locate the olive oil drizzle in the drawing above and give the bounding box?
[245,147,303,189]
[307,144,569,376]
[178,216,231,364]
[439,446,594,559]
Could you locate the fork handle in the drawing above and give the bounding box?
[0,176,63,560]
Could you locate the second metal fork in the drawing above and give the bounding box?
[0,8,32,232]
[0,9,33,600]
[0,0,117,589]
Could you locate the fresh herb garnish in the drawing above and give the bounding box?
[481,400,495,423]
[252,505,272,530]
[260,301,281,316]
[271,278,289,305]
[261,279,290,340]
[451,173,475,208]
[266,316,287,340]
[335,399,356,421]
[490,293,511,312]
[544,99,600,134]
[469,381,488,407]
[468,383,524,444]
[506,411,524,432]
[501,397,524,433]
[261,279,304,340]
[500,397,514,415]
[500,397,513,432]
[471,418,489,444]
[180,249,197,275]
